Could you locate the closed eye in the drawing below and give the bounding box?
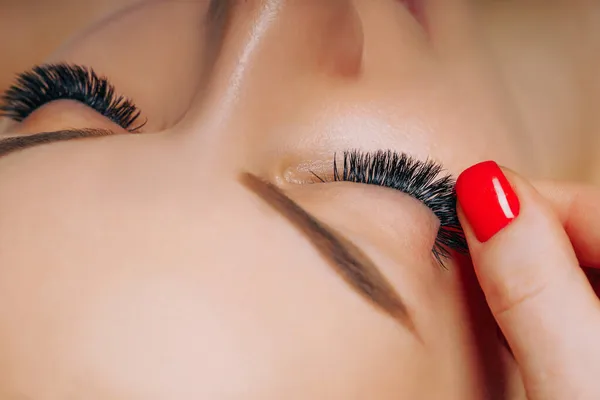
[317,150,467,267]
[0,63,145,132]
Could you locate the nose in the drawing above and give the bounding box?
[225,0,363,78]
[194,0,364,124]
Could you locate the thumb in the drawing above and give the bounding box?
[456,161,600,400]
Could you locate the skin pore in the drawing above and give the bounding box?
[0,0,598,399]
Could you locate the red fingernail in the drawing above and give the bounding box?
[456,161,520,242]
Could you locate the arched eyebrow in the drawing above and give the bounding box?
[0,129,418,336]
[0,128,116,158]
[240,172,419,338]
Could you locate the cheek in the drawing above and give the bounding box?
[46,0,209,130]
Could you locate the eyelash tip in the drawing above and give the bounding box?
[330,149,468,267]
[0,63,143,131]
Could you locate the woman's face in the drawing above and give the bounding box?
[0,1,528,398]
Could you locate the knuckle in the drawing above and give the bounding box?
[488,262,553,319]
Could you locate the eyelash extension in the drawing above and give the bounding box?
[331,150,467,267]
[0,63,145,132]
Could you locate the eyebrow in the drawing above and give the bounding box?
[0,129,116,158]
[0,129,417,334]
[240,172,417,335]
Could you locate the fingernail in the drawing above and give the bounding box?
[456,161,520,242]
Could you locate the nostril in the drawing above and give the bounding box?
[397,0,428,32]
[398,0,420,16]
[318,2,364,77]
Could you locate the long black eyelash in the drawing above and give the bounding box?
[334,150,467,267]
[0,63,144,132]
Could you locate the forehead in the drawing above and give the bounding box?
[0,2,524,397]
[0,135,437,399]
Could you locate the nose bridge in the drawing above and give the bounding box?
[238,0,362,71]
[203,0,364,117]
[179,0,366,172]
[254,0,364,77]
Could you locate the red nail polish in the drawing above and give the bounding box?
[456,161,520,242]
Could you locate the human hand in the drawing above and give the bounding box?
[456,161,600,400]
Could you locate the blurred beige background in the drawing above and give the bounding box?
[0,0,139,93]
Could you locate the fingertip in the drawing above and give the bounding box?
[456,161,520,243]
[455,160,589,318]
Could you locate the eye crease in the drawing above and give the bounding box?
[240,172,418,334]
[317,150,468,266]
[0,63,145,132]
[0,64,465,267]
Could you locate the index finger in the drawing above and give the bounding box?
[533,180,600,268]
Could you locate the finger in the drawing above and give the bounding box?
[456,161,600,399]
[533,180,600,268]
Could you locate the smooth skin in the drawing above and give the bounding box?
[459,171,600,399]
[0,0,599,398]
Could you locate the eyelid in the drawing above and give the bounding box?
[310,150,467,266]
[240,172,419,334]
[0,63,146,132]
[290,180,441,260]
